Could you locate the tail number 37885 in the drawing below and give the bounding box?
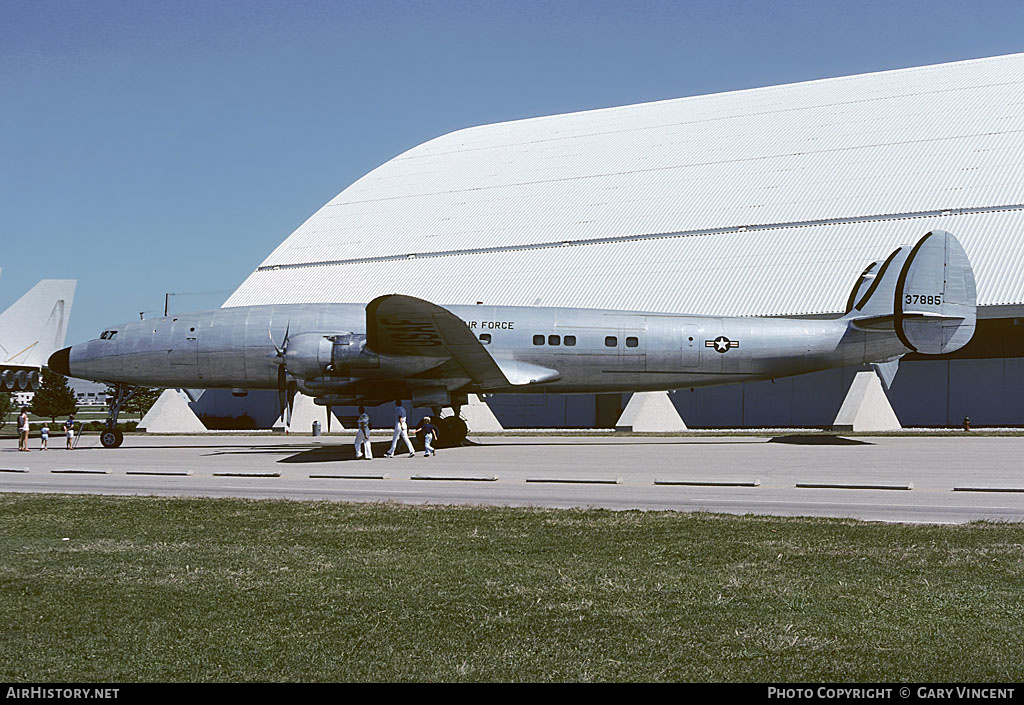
[905,294,943,306]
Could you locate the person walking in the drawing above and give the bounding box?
[384,400,415,458]
[415,416,440,457]
[354,406,373,460]
[17,408,29,452]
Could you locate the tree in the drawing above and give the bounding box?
[0,391,11,431]
[31,369,79,422]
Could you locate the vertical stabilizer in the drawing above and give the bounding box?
[0,280,77,367]
[844,231,977,355]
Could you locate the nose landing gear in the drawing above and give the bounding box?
[100,427,124,449]
[100,384,140,448]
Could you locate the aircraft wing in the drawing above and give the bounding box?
[366,294,515,389]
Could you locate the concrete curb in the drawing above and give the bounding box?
[51,468,111,474]
[212,472,281,478]
[526,476,623,484]
[309,473,390,480]
[411,474,498,482]
[796,482,913,491]
[654,478,760,487]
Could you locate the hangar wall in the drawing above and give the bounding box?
[484,358,1024,429]
[217,53,1024,429]
[193,356,1024,430]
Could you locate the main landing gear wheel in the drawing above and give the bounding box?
[435,416,468,448]
[100,428,124,449]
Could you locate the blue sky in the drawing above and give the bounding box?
[2,0,1023,344]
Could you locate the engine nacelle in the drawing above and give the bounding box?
[330,334,446,376]
[282,332,450,381]
[330,334,380,370]
[282,333,335,380]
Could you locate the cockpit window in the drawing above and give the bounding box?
[99,330,118,340]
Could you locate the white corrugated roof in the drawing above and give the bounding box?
[227,53,1024,314]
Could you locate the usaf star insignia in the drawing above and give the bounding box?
[705,336,739,354]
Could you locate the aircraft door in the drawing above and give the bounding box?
[169,320,199,366]
[681,324,699,367]
[618,323,645,372]
[645,318,699,371]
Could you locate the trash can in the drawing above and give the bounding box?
[312,420,321,437]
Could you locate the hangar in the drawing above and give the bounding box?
[221,53,1024,428]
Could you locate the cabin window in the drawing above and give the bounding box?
[564,335,576,346]
[605,336,617,347]
[479,333,491,345]
[548,335,560,346]
[626,336,639,348]
[533,335,545,345]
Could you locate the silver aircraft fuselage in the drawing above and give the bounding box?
[60,302,906,396]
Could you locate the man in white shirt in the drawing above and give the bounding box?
[384,400,415,458]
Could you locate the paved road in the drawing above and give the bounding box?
[2,434,1023,524]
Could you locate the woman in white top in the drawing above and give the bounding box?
[354,406,373,460]
[18,408,30,452]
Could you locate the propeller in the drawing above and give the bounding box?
[269,321,296,426]
[269,320,291,359]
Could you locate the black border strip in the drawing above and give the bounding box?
[854,247,902,312]
[845,262,877,313]
[892,231,936,353]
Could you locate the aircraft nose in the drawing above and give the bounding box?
[48,347,71,376]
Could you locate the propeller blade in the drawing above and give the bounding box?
[277,365,288,420]
[285,381,298,427]
[269,319,292,357]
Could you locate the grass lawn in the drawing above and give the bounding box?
[2,493,1023,682]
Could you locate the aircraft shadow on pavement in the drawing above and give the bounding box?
[768,435,872,446]
[278,439,480,463]
[477,439,760,446]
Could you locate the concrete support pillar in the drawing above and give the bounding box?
[272,393,345,433]
[460,394,504,432]
[615,391,687,432]
[832,371,902,432]
[138,389,208,433]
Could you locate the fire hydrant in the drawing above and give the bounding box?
[962,416,971,432]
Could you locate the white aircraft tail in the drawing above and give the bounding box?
[0,280,76,368]
[843,230,976,355]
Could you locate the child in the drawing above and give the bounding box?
[40,423,49,450]
[415,416,440,457]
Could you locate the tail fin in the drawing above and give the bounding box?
[0,280,76,368]
[844,230,976,355]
